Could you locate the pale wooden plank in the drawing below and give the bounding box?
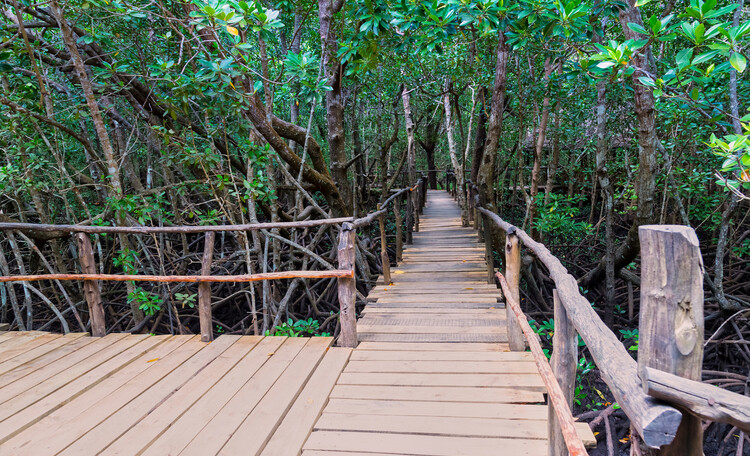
[329,385,543,403]
[357,325,504,335]
[322,399,548,420]
[358,333,506,343]
[178,337,326,456]
[356,342,505,352]
[258,347,352,456]
[361,308,503,315]
[0,332,48,352]
[315,413,551,439]
[0,333,62,364]
[0,335,173,447]
[0,335,192,454]
[139,337,300,456]
[0,333,87,375]
[102,336,263,456]
[195,337,334,455]
[0,333,139,426]
[0,333,123,391]
[303,451,412,456]
[58,335,241,455]
[303,431,547,456]
[349,350,531,362]
[344,360,539,374]
[337,372,545,390]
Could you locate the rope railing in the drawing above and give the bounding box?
[0,178,426,347]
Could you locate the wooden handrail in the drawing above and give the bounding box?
[0,270,354,283]
[0,217,354,234]
[464,182,682,449]
[497,272,588,456]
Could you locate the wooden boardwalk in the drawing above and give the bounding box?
[304,190,594,455]
[0,190,593,455]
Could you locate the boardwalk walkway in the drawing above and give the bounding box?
[0,190,592,455]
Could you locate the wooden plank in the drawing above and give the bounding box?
[349,350,531,362]
[0,333,131,410]
[303,431,548,456]
[0,335,171,446]
[0,333,87,376]
[139,337,301,456]
[178,337,327,456]
[322,398,548,420]
[330,385,543,403]
[361,308,503,315]
[0,324,9,332]
[57,335,240,455]
[356,342,505,352]
[344,360,538,374]
[0,332,49,352]
[207,338,334,455]
[102,336,263,455]
[0,335,192,453]
[0,333,62,364]
[259,347,352,456]
[358,333,507,343]
[315,413,550,439]
[357,325,504,335]
[336,373,545,390]
[0,333,100,389]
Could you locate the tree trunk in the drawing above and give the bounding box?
[527,58,554,240]
[318,0,351,210]
[443,77,467,224]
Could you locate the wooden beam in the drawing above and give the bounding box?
[0,323,8,332]
[378,212,391,286]
[549,289,578,456]
[76,233,106,337]
[504,231,525,351]
[497,273,588,456]
[638,225,704,456]
[0,270,353,283]
[198,232,215,342]
[0,217,353,234]
[643,367,750,434]
[337,222,357,348]
[394,194,403,263]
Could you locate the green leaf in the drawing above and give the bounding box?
[638,76,656,87]
[730,52,747,72]
[634,0,651,6]
[627,22,648,35]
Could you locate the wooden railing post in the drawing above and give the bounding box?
[405,190,414,244]
[394,194,403,263]
[413,184,420,233]
[337,222,357,348]
[76,233,106,337]
[638,225,704,456]
[504,230,525,351]
[378,207,391,285]
[549,289,578,456]
[482,214,493,284]
[198,231,215,342]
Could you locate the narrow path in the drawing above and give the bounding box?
[303,190,594,455]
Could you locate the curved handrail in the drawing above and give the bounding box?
[465,182,682,448]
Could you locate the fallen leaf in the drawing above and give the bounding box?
[147,358,159,363]
[394,270,405,274]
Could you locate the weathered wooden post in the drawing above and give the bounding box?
[482,215,493,284]
[549,289,578,456]
[405,190,414,244]
[505,230,525,351]
[76,233,106,337]
[337,222,358,348]
[638,225,704,456]
[198,231,215,342]
[394,194,403,262]
[413,185,421,233]
[378,207,391,285]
